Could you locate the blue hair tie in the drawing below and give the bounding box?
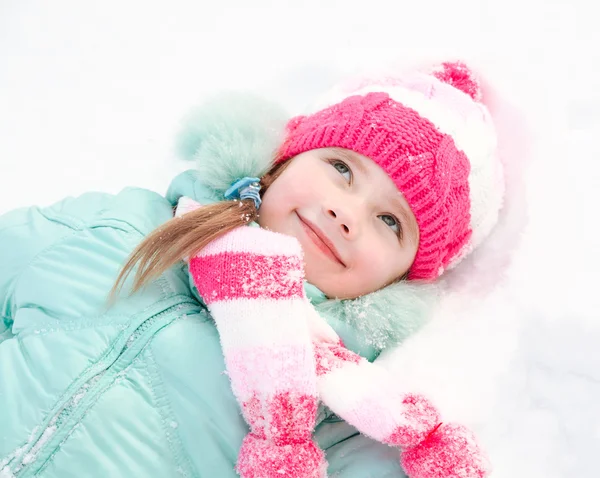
[224,177,262,209]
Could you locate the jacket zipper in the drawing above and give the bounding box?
[1,299,196,477]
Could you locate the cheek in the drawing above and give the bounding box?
[259,181,305,229]
[352,239,408,284]
[269,181,316,213]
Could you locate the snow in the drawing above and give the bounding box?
[21,425,56,466]
[0,467,14,478]
[1,0,598,477]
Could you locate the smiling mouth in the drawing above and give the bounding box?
[296,213,345,266]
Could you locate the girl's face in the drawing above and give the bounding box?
[258,148,419,299]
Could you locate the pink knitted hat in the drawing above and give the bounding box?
[276,61,504,281]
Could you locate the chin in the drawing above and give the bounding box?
[306,277,349,300]
[304,264,364,300]
[304,269,331,296]
[320,280,378,300]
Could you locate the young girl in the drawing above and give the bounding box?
[0,61,503,478]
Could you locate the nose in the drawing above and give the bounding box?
[325,205,357,238]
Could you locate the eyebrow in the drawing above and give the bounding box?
[332,148,369,176]
[332,148,419,246]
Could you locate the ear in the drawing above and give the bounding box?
[176,92,290,197]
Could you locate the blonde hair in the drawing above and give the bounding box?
[109,161,290,302]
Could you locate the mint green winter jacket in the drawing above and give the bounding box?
[0,170,405,478]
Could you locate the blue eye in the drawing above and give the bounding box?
[379,214,401,235]
[331,160,352,183]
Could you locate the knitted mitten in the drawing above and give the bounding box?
[315,341,491,478]
[189,226,327,478]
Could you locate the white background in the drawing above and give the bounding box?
[1,1,599,477]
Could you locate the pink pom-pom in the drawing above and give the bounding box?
[432,61,482,101]
[401,423,491,478]
[236,434,327,478]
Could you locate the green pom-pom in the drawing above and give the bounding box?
[176,92,289,197]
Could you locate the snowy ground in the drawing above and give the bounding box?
[1,1,598,477]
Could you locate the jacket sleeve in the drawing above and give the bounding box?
[0,191,149,340]
[0,187,175,343]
